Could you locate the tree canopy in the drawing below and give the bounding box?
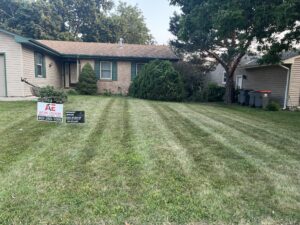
[0,0,154,44]
[169,0,300,103]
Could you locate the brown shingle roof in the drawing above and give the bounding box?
[37,40,179,60]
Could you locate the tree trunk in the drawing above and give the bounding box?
[224,75,235,104]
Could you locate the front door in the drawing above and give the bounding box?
[0,54,6,97]
[64,62,78,88]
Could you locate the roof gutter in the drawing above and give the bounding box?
[279,64,291,110]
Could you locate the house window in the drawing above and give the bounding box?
[35,52,45,78]
[136,63,145,76]
[222,71,227,84]
[100,61,112,80]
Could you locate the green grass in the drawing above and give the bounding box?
[0,96,299,225]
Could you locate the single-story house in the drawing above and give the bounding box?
[0,29,178,97]
[208,54,300,109]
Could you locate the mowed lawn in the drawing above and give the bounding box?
[0,96,299,225]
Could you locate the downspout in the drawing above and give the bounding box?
[279,64,291,110]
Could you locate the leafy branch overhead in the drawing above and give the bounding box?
[170,0,300,103]
[0,0,154,44]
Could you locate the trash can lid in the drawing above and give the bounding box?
[256,90,272,93]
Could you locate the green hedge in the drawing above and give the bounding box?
[129,60,185,101]
[38,86,68,103]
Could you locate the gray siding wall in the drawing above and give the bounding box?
[0,32,24,96]
[288,58,300,107]
[22,47,62,96]
[242,66,288,106]
[207,64,226,86]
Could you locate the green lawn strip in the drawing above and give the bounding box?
[131,101,218,224]
[200,103,300,139]
[185,104,300,160]
[150,102,280,224]
[164,102,300,223]
[0,116,59,172]
[28,97,145,224]
[0,101,36,133]
[0,96,111,224]
[73,97,147,224]
[0,97,299,224]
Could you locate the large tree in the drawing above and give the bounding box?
[0,0,154,44]
[170,0,300,103]
[111,2,154,44]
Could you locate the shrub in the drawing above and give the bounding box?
[129,60,185,101]
[206,83,226,102]
[266,101,281,111]
[186,83,225,102]
[76,63,98,95]
[173,61,207,101]
[67,89,79,95]
[38,86,68,103]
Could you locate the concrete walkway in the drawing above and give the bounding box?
[0,96,38,101]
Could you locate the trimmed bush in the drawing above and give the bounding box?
[173,61,207,101]
[67,89,79,95]
[206,83,226,102]
[266,101,281,111]
[38,86,68,103]
[129,60,185,101]
[76,63,98,95]
[191,83,225,102]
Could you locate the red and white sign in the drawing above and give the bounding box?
[37,102,63,122]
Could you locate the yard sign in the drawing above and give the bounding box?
[37,102,63,122]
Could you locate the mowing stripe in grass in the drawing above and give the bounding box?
[162,102,300,221]
[0,116,59,172]
[79,97,116,165]
[170,103,300,181]
[185,104,300,160]
[0,96,113,224]
[0,105,36,136]
[151,102,275,185]
[131,100,209,223]
[194,103,300,143]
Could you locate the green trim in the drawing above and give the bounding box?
[112,61,118,81]
[131,62,137,81]
[0,53,8,97]
[42,54,46,78]
[95,60,100,80]
[61,54,179,62]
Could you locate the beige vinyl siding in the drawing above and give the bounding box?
[0,31,24,96]
[288,58,300,107]
[22,47,62,96]
[97,61,131,95]
[243,66,287,106]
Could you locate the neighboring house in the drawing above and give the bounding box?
[207,54,300,108]
[207,64,227,87]
[0,29,178,97]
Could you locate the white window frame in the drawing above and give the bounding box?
[222,71,227,84]
[236,75,243,89]
[100,61,112,80]
[36,53,44,78]
[136,63,145,76]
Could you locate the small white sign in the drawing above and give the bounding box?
[37,102,63,122]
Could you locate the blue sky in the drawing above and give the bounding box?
[122,0,180,44]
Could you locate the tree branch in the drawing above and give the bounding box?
[206,50,228,71]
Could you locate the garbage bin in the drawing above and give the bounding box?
[249,91,256,107]
[255,90,271,108]
[238,89,252,105]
